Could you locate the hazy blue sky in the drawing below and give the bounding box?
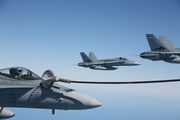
[0,0,180,120]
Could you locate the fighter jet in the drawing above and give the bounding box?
[140,34,180,63]
[0,67,102,119]
[0,66,180,119]
[78,52,140,70]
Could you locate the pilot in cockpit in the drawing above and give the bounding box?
[9,68,22,79]
[0,67,41,80]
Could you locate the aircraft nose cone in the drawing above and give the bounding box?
[127,61,140,66]
[78,92,102,109]
[89,98,102,108]
[78,62,86,67]
[66,91,102,109]
[133,62,141,66]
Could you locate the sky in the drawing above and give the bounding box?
[0,0,180,120]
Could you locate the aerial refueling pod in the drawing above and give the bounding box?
[0,107,15,119]
[41,70,58,88]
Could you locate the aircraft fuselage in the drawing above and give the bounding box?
[140,51,180,63]
[0,85,101,110]
[78,59,140,70]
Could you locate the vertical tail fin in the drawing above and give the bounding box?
[146,34,175,51]
[159,36,174,51]
[146,34,162,51]
[89,52,98,62]
[80,52,91,62]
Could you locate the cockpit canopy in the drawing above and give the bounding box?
[0,67,42,80]
[118,57,127,60]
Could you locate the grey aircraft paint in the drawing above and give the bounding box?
[78,52,140,70]
[140,34,180,63]
[0,67,101,119]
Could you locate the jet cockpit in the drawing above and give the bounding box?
[0,67,42,80]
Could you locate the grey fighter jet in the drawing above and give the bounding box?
[78,52,140,70]
[0,67,101,119]
[140,34,180,63]
[0,67,180,119]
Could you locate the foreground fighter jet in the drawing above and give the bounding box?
[140,34,180,63]
[78,52,140,70]
[1,67,180,119]
[0,67,102,119]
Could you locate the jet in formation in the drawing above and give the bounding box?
[0,67,102,119]
[140,34,180,63]
[1,67,180,119]
[78,52,140,70]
